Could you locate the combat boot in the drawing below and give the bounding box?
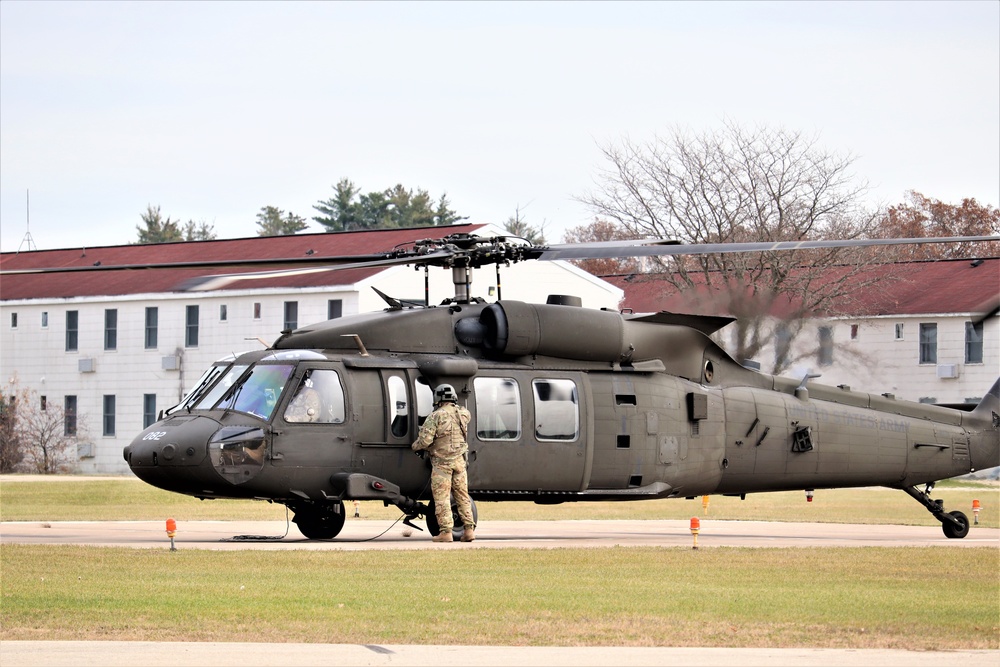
[460,526,475,542]
[432,531,453,543]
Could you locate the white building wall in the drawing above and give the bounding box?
[1,261,621,474]
[742,313,998,405]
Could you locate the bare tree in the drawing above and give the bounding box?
[578,122,889,374]
[0,383,26,472]
[3,378,81,474]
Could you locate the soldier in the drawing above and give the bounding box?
[412,383,476,543]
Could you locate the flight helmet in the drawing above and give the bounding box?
[434,384,458,404]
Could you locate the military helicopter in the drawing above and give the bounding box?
[110,232,999,541]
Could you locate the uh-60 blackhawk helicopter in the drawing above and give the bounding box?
[112,232,998,541]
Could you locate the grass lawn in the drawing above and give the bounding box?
[2,544,997,650]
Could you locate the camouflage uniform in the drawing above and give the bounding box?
[412,402,475,534]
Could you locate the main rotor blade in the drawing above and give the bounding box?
[176,250,456,291]
[534,235,1000,260]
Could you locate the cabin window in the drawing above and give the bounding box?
[10,313,17,329]
[965,321,983,364]
[474,377,521,440]
[253,302,262,320]
[387,375,409,437]
[894,323,904,340]
[41,312,48,328]
[219,304,228,322]
[216,364,295,420]
[328,299,343,319]
[533,379,579,441]
[919,323,937,364]
[283,369,346,424]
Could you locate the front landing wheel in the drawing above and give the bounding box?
[942,510,970,539]
[293,500,347,540]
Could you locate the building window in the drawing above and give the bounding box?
[253,302,262,320]
[850,324,859,340]
[10,313,17,329]
[894,323,904,340]
[143,394,157,428]
[145,307,158,349]
[40,395,47,411]
[66,310,79,352]
[965,321,984,364]
[64,395,77,436]
[41,311,48,328]
[185,305,199,347]
[919,323,937,364]
[219,304,228,322]
[774,322,792,367]
[817,326,834,366]
[103,395,116,436]
[283,301,298,331]
[328,299,343,320]
[104,308,118,350]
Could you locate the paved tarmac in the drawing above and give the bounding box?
[1,641,997,667]
[2,516,998,549]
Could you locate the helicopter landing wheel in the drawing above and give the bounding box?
[292,500,347,540]
[426,499,478,540]
[942,510,970,539]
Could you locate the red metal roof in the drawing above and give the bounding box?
[0,224,487,300]
[603,257,1000,317]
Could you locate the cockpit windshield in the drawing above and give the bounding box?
[214,364,295,420]
[166,362,231,416]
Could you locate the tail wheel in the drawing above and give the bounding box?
[426,499,478,539]
[942,510,970,539]
[292,500,346,540]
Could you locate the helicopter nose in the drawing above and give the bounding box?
[125,415,219,469]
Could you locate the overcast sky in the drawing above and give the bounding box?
[1,1,997,253]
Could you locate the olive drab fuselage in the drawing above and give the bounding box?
[124,299,1000,539]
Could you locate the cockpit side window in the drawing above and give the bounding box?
[415,379,433,428]
[387,376,408,437]
[474,377,521,440]
[283,369,346,424]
